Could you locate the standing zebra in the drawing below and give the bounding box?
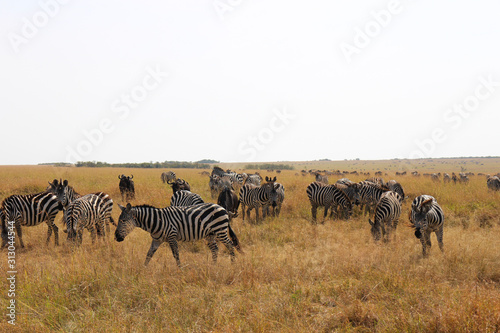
[161,171,176,184]
[239,176,279,222]
[264,183,285,217]
[65,193,112,245]
[368,191,402,242]
[409,195,445,257]
[358,181,390,216]
[115,203,242,266]
[170,190,204,207]
[306,182,352,223]
[386,180,406,201]
[47,179,115,234]
[1,191,63,248]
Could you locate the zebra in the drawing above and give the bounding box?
[306,182,352,223]
[336,178,353,185]
[170,190,204,207]
[243,174,262,187]
[239,176,279,222]
[264,183,285,217]
[65,193,111,245]
[358,181,391,216]
[386,180,406,201]
[409,195,445,257]
[368,191,402,242]
[161,171,176,184]
[366,177,385,186]
[334,182,360,206]
[115,203,243,266]
[1,191,63,248]
[47,179,115,234]
[487,176,500,191]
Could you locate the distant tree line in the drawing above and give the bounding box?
[244,163,294,170]
[75,161,212,169]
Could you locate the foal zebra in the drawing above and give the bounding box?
[1,191,63,248]
[170,190,204,207]
[65,193,112,245]
[239,176,279,222]
[409,195,445,257]
[306,182,352,223]
[115,203,242,266]
[368,191,402,242]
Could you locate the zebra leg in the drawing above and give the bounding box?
[421,232,431,257]
[145,239,163,266]
[206,235,219,263]
[436,229,444,253]
[167,239,181,267]
[15,221,25,249]
[241,204,246,221]
[46,219,59,246]
[89,226,96,244]
[311,205,317,223]
[218,234,236,262]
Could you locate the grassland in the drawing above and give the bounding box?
[1,159,500,332]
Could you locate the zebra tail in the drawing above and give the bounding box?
[228,224,244,254]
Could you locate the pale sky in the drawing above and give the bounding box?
[1,0,499,165]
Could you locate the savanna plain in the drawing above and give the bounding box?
[1,158,500,332]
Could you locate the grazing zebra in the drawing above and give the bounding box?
[306,182,352,223]
[1,191,63,248]
[239,176,279,222]
[115,203,242,266]
[487,176,500,191]
[336,178,353,185]
[47,179,115,233]
[358,181,390,216]
[65,193,111,245]
[409,195,445,257]
[161,171,176,184]
[386,180,405,201]
[368,191,402,242]
[118,175,135,202]
[170,190,204,207]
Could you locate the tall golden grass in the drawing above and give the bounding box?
[1,162,499,332]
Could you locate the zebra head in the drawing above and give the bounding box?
[264,176,279,207]
[368,218,381,242]
[412,198,434,239]
[115,203,137,242]
[49,179,70,208]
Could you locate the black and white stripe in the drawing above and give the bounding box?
[239,177,278,222]
[386,180,405,201]
[410,195,445,257]
[115,203,242,266]
[306,182,352,223]
[358,181,390,215]
[170,190,204,207]
[368,191,402,242]
[65,193,112,244]
[1,191,63,248]
[161,171,176,183]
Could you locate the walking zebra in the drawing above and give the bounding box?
[487,176,500,191]
[358,181,390,216]
[115,203,242,266]
[306,182,352,223]
[47,179,115,234]
[65,193,112,245]
[368,191,402,242]
[239,176,279,222]
[1,191,63,248]
[409,195,445,257]
[161,171,176,184]
[170,190,204,207]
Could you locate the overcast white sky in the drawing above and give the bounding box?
[1,0,499,165]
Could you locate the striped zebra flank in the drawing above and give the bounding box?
[410,195,445,257]
[170,190,204,207]
[239,176,279,222]
[115,203,242,266]
[306,182,352,224]
[1,191,63,248]
[358,181,391,216]
[65,193,111,245]
[369,191,402,242]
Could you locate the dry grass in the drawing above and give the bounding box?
[1,162,500,332]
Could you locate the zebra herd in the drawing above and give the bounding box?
[3,167,498,264]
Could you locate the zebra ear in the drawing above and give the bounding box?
[272,176,277,182]
[63,180,68,186]
[265,176,269,182]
